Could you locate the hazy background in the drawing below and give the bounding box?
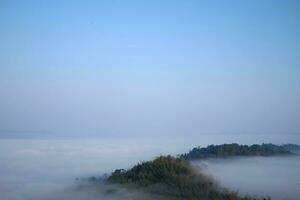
[1,0,300,200]
[1,0,300,137]
[0,138,299,200]
[195,156,300,200]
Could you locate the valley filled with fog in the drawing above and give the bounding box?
[0,134,299,200]
[193,156,300,200]
[1,0,300,199]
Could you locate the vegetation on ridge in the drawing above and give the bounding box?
[180,143,291,160]
[92,143,298,199]
[108,156,269,200]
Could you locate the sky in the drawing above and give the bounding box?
[0,0,300,138]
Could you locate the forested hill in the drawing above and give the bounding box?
[108,156,267,200]
[91,143,298,199]
[180,143,292,160]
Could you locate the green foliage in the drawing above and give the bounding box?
[108,156,193,186]
[105,143,290,199]
[108,156,269,200]
[180,143,291,160]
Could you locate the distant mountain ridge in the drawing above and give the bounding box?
[180,143,292,160]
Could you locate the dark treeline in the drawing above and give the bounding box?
[281,144,300,152]
[180,143,291,160]
[89,143,299,199]
[108,156,269,200]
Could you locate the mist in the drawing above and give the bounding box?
[193,156,300,200]
[0,136,299,200]
[1,0,300,199]
[0,138,171,200]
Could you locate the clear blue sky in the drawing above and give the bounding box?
[0,0,299,137]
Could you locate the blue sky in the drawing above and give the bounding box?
[0,0,299,137]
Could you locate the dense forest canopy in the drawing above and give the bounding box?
[108,156,269,200]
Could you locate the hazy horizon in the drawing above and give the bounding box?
[1,0,300,138]
[1,1,300,200]
[0,138,299,200]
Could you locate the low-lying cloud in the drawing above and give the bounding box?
[192,156,300,200]
[1,138,300,200]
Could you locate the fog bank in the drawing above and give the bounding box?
[0,137,299,200]
[193,156,300,200]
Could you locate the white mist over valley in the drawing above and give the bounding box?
[0,134,299,200]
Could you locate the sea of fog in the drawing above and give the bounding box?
[193,156,300,200]
[0,134,299,200]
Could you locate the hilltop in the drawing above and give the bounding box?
[87,143,299,199]
[180,143,291,160]
[107,156,268,200]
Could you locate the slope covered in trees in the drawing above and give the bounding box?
[89,143,299,199]
[108,156,268,200]
[180,143,291,160]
